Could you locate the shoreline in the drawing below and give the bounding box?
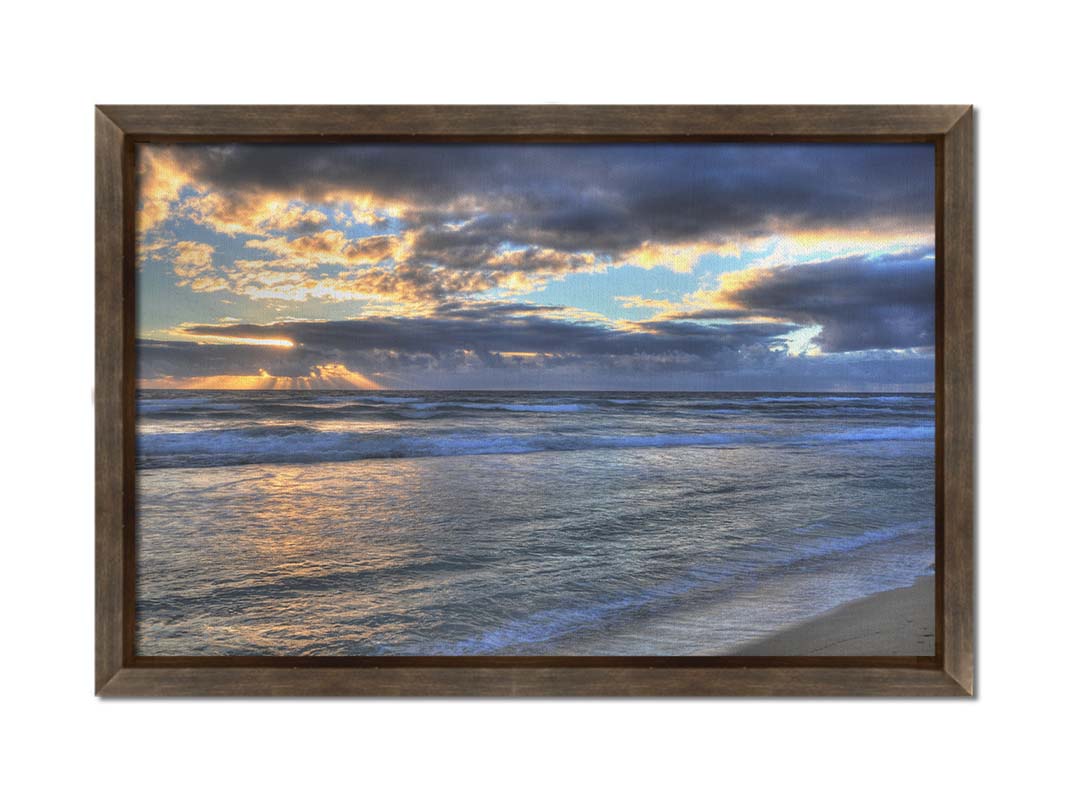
[734,575,936,656]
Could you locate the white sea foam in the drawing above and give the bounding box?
[137,423,934,468]
[426,520,931,655]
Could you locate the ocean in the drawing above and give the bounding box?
[135,390,936,656]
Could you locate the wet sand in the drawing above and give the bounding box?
[737,575,936,656]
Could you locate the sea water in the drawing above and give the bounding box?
[135,391,935,655]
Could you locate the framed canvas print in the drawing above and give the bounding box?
[95,105,974,696]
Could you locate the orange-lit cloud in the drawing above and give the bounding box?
[621,240,740,273]
[614,295,680,312]
[137,149,199,233]
[137,236,175,265]
[180,193,330,237]
[244,229,406,267]
[172,241,216,279]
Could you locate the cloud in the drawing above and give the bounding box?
[138,143,935,303]
[136,148,199,234]
[136,300,936,391]
[138,309,933,391]
[154,144,933,243]
[135,143,937,389]
[182,310,794,362]
[179,194,330,237]
[667,249,936,352]
[170,240,597,307]
[139,301,796,380]
[172,241,215,278]
[243,229,405,267]
[615,295,681,312]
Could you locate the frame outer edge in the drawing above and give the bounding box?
[942,108,975,695]
[95,108,126,693]
[98,667,969,698]
[96,104,972,137]
[94,105,975,697]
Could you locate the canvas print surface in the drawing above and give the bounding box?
[135,143,936,656]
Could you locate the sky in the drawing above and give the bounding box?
[136,143,935,391]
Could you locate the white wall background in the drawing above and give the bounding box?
[3,2,1062,797]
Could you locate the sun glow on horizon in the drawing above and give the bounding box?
[174,332,296,348]
[140,363,382,390]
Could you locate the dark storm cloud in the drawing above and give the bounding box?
[688,249,936,352]
[409,221,596,273]
[196,312,797,360]
[139,304,803,382]
[136,339,319,379]
[139,310,935,391]
[162,143,934,260]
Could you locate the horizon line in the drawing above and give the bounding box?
[135,387,936,394]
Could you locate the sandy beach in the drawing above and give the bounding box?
[737,575,936,656]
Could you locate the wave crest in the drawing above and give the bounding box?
[138,423,933,469]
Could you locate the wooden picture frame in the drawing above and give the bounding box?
[96,105,974,696]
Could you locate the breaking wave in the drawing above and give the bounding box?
[138,423,933,469]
